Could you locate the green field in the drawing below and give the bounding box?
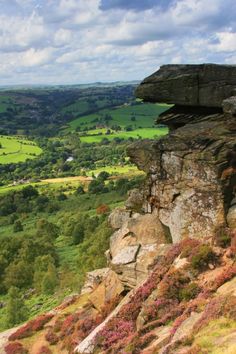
[62,98,110,116]
[0,135,42,164]
[80,127,168,143]
[68,102,170,131]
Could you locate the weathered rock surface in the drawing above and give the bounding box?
[222,96,236,115]
[136,64,236,107]
[81,268,110,294]
[88,269,124,311]
[106,64,236,288]
[172,312,202,342]
[127,108,236,243]
[108,210,170,287]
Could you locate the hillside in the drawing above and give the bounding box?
[1,64,236,354]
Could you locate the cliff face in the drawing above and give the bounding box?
[3,65,236,354]
[106,64,236,289]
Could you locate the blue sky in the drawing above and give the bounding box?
[0,0,235,85]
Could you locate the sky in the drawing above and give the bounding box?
[0,0,235,85]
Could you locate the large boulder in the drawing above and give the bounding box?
[108,211,169,287]
[136,64,236,107]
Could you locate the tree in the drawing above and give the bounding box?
[88,179,107,194]
[72,223,85,245]
[6,286,28,326]
[36,219,59,240]
[41,263,58,295]
[97,171,110,181]
[4,260,33,290]
[75,185,85,195]
[21,185,38,199]
[33,255,56,293]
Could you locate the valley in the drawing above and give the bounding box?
[0,83,166,334]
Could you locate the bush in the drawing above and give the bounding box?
[190,244,216,271]
[4,342,28,354]
[45,329,59,345]
[9,323,33,341]
[37,346,52,354]
[179,282,201,301]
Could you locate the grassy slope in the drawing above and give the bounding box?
[0,136,42,164]
[80,127,168,143]
[68,103,169,131]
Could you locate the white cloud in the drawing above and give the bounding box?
[0,0,235,85]
[54,28,72,47]
[22,47,54,66]
[213,32,236,52]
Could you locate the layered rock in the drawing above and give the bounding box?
[108,64,236,288]
[136,64,236,107]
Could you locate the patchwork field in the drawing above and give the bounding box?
[0,135,42,164]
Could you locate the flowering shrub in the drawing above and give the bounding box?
[158,269,190,300]
[180,238,201,258]
[96,318,135,350]
[45,329,59,345]
[9,313,54,341]
[52,318,63,333]
[36,346,52,354]
[77,315,102,340]
[9,323,33,341]
[31,313,54,331]
[60,313,80,337]
[193,295,236,333]
[210,265,236,291]
[142,298,177,323]
[4,342,28,354]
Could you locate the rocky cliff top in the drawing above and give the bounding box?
[136,64,236,107]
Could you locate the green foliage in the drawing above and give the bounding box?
[41,263,58,295]
[13,220,23,232]
[4,260,33,290]
[214,226,232,248]
[190,244,216,271]
[88,178,107,194]
[6,286,28,326]
[36,219,59,241]
[72,223,85,245]
[33,255,56,293]
[179,282,200,301]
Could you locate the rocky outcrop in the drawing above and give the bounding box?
[107,208,171,287]
[106,64,236,289]
[136,64,236,107]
